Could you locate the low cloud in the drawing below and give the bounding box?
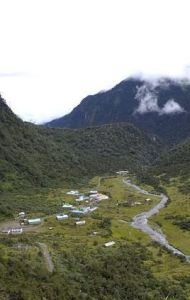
[135,84,185,115]
[161,99,185,114]
[135,85,160,114]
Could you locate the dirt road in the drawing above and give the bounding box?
[38,242,54,272]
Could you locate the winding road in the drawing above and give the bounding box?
[123,179,190,261]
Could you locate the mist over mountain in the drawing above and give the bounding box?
[46,77,190,143]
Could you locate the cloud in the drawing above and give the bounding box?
[161,99,185,114]
[135,84,160,114]
[0,72,27,77]
[135,84,185,115]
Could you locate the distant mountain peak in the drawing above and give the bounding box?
[45,76,190,143]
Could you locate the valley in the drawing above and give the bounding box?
[1,174,190,299]
[124,179,190,260]
[1,81,190,298]
[1,0,190,297]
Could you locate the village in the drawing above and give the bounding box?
[0,172,157,253]
[0,189,114,242]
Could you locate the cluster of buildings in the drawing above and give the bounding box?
[57,189,115,247]
[1,212,42,235]
[56,190,109,225]
[18,212,42,226]
[66,190,109,203]
[1,188,110,234]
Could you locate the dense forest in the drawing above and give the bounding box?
[134,138,190,193]
[0,97,162,191]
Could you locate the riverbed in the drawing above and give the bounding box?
[123,179,190,261]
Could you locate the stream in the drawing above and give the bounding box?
[123,179,190,261]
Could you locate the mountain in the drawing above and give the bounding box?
[0,96,161,191]
[154,138,190,180]
[46,77,190,144]
[133,136,190,193]
[0,97,189,300]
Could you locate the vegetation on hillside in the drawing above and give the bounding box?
[155,138,190,179]
[0,97,162,191]
[0,237,187,300]
[135,138,190,196]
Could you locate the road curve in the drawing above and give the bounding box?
[123,179,190,261]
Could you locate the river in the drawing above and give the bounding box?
[123,179,190,261]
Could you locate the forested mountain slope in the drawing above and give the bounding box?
[46,77,190,144]
[155,138,190,179]
[0,96,161,191]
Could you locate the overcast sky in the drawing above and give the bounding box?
[1,0,190,123]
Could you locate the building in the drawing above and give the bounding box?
[71,209,86,215]
[71,206,91,215]
[116,170,129,175]
[28,218,42,225]
[62,203,74,209]
[11,228,23,234]
[2,228,23,234]
[66,190,79,195]
[90,193,109,202]
[104,241,116,247]
[89,190,98,194]
[56,214,69,221]
[76,195,89,202]
[75,220,86,225]
[18,212,25,218]
[89,194,98,199]
[145,198,151,202]
[89,207,98,212]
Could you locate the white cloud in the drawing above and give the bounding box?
[161,99,185,114]
[135,84,185,115]
[135,85,160,114]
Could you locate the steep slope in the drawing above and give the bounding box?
[155,138,190,179]
[134,137,190,193]
[0,96,162,191]
[46,77,190,144]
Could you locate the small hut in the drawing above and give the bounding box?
[28,218,42,225]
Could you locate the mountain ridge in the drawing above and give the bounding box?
[0,96,162,191]
[45,77,190,144]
